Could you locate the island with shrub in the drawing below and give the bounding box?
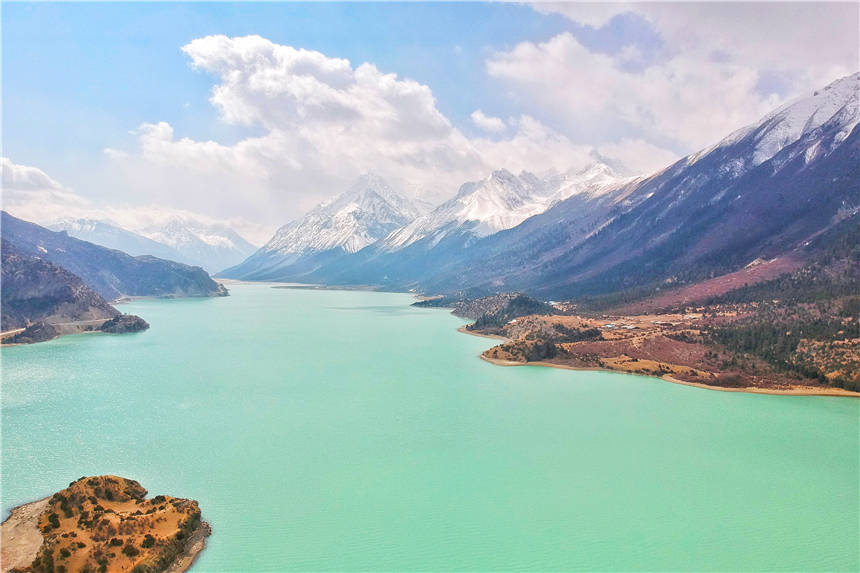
[1,476,210,573]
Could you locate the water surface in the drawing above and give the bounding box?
[2,284,858,571]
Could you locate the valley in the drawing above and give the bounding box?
[3,7,859,573]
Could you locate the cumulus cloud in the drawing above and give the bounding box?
[106,35,603,220]
[472,115,596,175]
[2,157,90,221]
[487,32,783,151]
[1,157,272,243]
[535,2,858,79]
[496,2,858,155]
[470,110,506,133]
[2,157,72,193]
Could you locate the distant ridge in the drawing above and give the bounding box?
[2,211,228,300]
[49,216,257,274]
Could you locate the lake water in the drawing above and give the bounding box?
[2,284,858,571]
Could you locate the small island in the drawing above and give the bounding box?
[1,476,210,573]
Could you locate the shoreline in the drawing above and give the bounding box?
[165,521,212,573]
[1,478,210,573]
[456,324,510,341]
[462,327,860,398]
[1,497,50,573]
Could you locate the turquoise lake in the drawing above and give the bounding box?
[2,284,858,571]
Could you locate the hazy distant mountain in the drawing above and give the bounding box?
[139,217,257,274]
[49,218,183,260]
[1,211,228,300]
[221,173,426,280]
[49,216,257,274]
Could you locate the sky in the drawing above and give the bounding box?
[2,1,858,243]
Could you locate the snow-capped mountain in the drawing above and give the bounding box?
[409,72,860,298]
[383,163,626,250]
[223,72,858,295]
[544,162,628,204]
[48,218,184,261]
[220,174,426,280]
[689,72,859,172]
[264,174,424,256]
[50,216,257,274]
[138,218,258,273]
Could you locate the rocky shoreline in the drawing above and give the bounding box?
[448,294,860,397]
[0,476,210,573]
[1,314,149,346]
[476,349,860,397]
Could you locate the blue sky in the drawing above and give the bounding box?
[3,2,857,240]
[5,3,570,172]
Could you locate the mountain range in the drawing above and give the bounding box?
[220,72,859,305]
[220,174,428,280]
[2,211,227,301]
[48,216,257,274]
[1,241,119,331]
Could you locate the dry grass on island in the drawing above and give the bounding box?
[1,476,210,573]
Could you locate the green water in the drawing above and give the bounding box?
[2,284,858,571]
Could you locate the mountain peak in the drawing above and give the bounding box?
[385,168,572,249]
[566,161,617,182]
[349,172,392,193]
[698,71,859,169]
[258,175,422,256]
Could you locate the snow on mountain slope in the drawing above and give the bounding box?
[545,162,633,204]
[419,72,860,299]
[48,218,183,261]
[383,163,626,250]
[139,218,258,273]
[690,72,859,170]
[259,173,426,256]
[50,216,257,273]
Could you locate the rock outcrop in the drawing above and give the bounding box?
[99,314,150,334]
[0,476,211,573]
[1,242,118,331]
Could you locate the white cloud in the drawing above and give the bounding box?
[487,31,788,151]
[596,138,678,175]
[471,109,507,133]
[2,157,89,221]
[472,115,596,175]
[2,157,71,193]
[531,2,633,28]
[1,157,272,244]
[535,2,858,80]
[107,35,602,219]
[513,2,859,154]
